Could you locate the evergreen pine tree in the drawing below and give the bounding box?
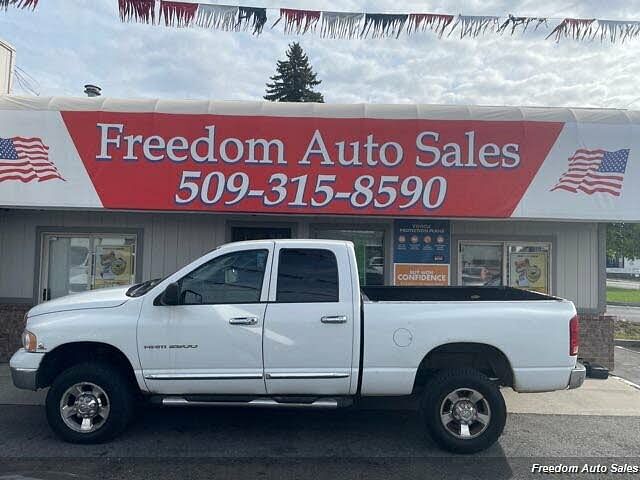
[264,42,324,103]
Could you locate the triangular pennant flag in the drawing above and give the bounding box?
[546,18,596,42]
[195,4,238,31]
[273,8,321,35]
[596,19,640,43]
[118,0,155,24]
[449,15,500,38]
[237,6,268,35]
[160,0,198,27]
[320,11,364,39]
[406,13,454,37]
[361,13,408,39]
[497,14,548,35]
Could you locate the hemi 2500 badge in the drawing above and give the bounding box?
[143,344,199,350]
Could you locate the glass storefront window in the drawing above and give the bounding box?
[40,233,138,301]
[459,242,503,286]
[313,228,385,285]
[458,241,552,293]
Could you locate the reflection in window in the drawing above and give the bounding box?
[459,243,503,287]
[314,228,384,286]
[180,250,268,304]
[276,249,339,303]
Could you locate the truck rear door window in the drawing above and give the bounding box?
[276,249,339,303]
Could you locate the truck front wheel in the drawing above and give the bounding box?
[45,363,134,444]
[421,368,506,454]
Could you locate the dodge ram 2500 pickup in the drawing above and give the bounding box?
[11,239,585,453]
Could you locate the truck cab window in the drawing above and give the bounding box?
[179,249,268,304]
[276,249,339,303]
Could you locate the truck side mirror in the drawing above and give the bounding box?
[162,282,181,306]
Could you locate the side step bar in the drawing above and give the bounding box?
[159,397,352,409]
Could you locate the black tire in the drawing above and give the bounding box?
[421,368,506,454]
[45,362,134,444]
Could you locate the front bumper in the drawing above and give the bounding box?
[9,349,44,391]
[567,362,586,390]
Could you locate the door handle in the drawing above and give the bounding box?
[229,316,258,325]
[321,315,347,324]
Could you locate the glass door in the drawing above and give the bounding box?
[39,233,138,302]
[41,235,92,301]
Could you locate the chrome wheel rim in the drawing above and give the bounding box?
[59,382,110,433]
[439,388,491,440]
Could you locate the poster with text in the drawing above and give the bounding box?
[508,251,549,293]
[394,264,450,286]
[394,220,450,264]
[94,245,133,288]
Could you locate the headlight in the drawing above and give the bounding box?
[22,330,37,352]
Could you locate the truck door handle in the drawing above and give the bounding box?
[229,316,258,325]
[321,315,347,324]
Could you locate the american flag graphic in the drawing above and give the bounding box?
[0,137,64,183]
[550,148,629,197]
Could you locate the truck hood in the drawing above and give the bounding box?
[28,287,130,317]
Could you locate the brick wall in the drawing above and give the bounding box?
[0,303,31,362]
[578,314,614,371]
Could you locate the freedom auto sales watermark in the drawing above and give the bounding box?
[531,463,640,474]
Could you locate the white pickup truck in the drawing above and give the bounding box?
[11,239,585,453]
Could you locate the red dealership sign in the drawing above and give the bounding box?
[61,112,562,217]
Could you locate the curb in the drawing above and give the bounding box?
[615,339,640,349]
[607,302,640,307]
[611,375,640,392]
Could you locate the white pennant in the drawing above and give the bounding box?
[449,15,500,38]
[321,12,364,39]
[596,19,640,43]
[195,4,239,31]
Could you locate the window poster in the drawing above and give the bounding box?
[94,245,133,288]
[393,220,450,286]
[508,251,549,294]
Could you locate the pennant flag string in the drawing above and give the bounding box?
[5,0,640,46]
[9,0,635,44]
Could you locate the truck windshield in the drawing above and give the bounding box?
[126,278,164,297]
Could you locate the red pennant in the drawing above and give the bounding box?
[275,8,321,35]
[118,0,155,24]
[160,0,198,27]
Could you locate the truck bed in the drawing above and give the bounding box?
[361,286,558,302]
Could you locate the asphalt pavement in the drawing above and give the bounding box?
[2,363,640,480]
[1,405,640,479]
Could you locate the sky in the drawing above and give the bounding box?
[3,0,640,108]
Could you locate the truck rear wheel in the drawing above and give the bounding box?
[45,362,134,444]
[421,368,506,454]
